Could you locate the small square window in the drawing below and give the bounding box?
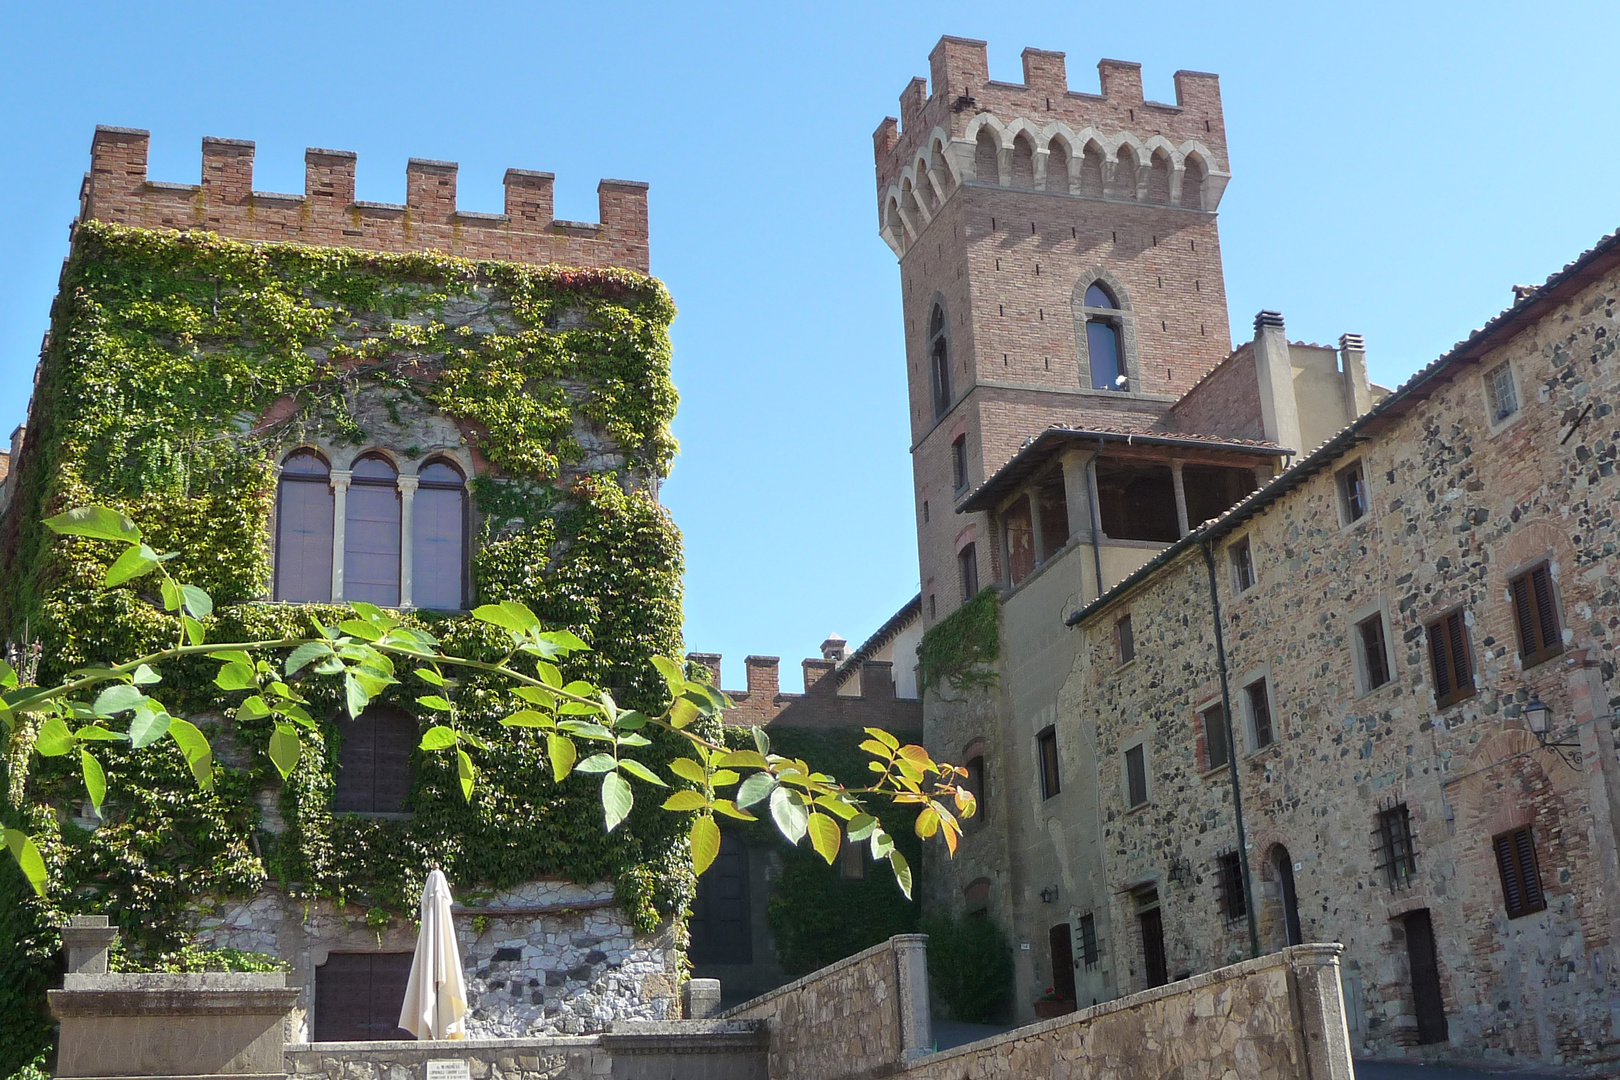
[1245,679,1273,750]
[1125,743,1148,807]
[1202,703,1229,770]
[1216,851,1246,920]
[1485,362,1519,423]
[1493,825,1545,919]
[951,436,969,492]
[1338,461,1367,523]
[1038,727,1061,800]
[1230,537,1255,593]
[1116,614,1135,665]
[1376,804,1417,889]
[1357,614,1391,691]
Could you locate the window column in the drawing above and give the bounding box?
[329,469,352,602]
[1171,460,1191,537]
[397,475,418,608]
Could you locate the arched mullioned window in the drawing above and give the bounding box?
[1075,279,1134,393]
[275,450,334,602]
[412,459,467,611]
[929,304,952,419]
[345,454,402,606]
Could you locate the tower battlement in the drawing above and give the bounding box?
[81,127,650,272]
[874,37,1229,252]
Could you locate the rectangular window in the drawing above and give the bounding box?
[1038,727,1061,800]
[1230,537,1255,593]
[965,755,987,828]
[958,543,980,602]
[1358,614,1391,691]
[1486,361,1519,422]
[1338,461,1368,523]
[1427,610,1475,709]
[1216,851,1246,920]
[1245,679,1273,750]
[1493,825,1546,919]
[1116,614,1135,665]
[1202,704,1229,770]
[1125,743,1148,807]
[1004,496,1035,586]
[951,436,968,492]
[1078,912,1100,969]
[840,835,866,880]
[1376,804,1418,889]
[1510,564,1563,667]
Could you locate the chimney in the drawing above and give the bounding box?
[685,652,722,688]
[1252,311,1303,453]
[803,658,838,696]
[745,656,780,700]
[820,635,849,663]
[1339,333,1372,422]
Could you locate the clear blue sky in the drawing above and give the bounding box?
[2,2,1615,689]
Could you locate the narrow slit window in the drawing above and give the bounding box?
[1202,704,1229,770]
[929,305,952,419]
[951,436,968,491]
[1358,614,1391,691]
[1125,744,1148,807]
[958,543,980,602]
[1038,727,1061,799]
[1485,362,1519,422]
[1338,461,1368,523]
[1231,537,1255,593]
[1376,804,1418,889]
[1216,852,1246,920]
[1116,614,1135,665]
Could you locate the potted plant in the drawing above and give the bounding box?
[1032,987,1076,1019]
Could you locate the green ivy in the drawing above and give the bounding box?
[920,909,1014,1023]
[0,223,686,1075]
[917,588,1000,693]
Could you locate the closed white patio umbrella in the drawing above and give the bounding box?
[398,868,468,1040]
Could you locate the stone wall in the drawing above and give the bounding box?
[193,880,679,1041]
[722,934,930,1080]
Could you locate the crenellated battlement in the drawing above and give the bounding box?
[873,37,1230,254]
[81,127,650,272]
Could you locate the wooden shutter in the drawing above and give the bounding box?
[1126,745,1147,806]
[1429,611,1475,708]
[1511,566,1563,666]
[369,952,415,1040]
[1493,826,1546,918]
[412,485,465,611]
[345,472,401,607]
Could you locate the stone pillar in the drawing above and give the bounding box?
[683,978,722,1019]
[61,915,117,975]
[329,469,351,602]
[1283,944,1354,1080]
[1253,311,1303,453]
[1171,460,1191,537]
[1061,452,1093,541]
[397,474,418,608]
[1027,490,1046,565]
[1339,334,1373,422]
[891,934,932,1063]
[1567,650,1620,954]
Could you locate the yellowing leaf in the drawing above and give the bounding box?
[268,723,301,780]
[712,799,758,821]
[915,806,941,839]
[3,829,48,897]
[806,812,841,865]
[667,757,707,786]
[661,790,708,812]
[864,727,900,750]
[690,815,721,876]
[547,734,577,782]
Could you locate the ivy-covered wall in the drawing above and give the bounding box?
[0,223,687,1072]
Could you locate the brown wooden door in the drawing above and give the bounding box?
[1273,847,1303,946]
[314,952,415,1041]
[690,831,752,965]
[1139,908,1167,988]
[1048,923,1076,1002]
[1404,910,1449,1045]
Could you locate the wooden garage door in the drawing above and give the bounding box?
[314,952,415,1041]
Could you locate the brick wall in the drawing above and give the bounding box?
[688,652,922,734]
[1166,343,1265,441]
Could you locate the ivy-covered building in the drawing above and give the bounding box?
[0,127,690,1066]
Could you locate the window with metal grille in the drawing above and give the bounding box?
[1078,912,1100,968]
[1216,851,1246,920]
[1492,825,1545,919]
[1038,727,1061,800]
[1426,610,1475,709]
[1231,537,1255,592]
[1202,704,1229,770]
[1485,361,1519,422]
[1338,461,1368,523]
[1125,743,1148,807]
[1245,679,1273,750]
[1358,614,1391,691]
[1509,564,1563,668]
[1375,803,1418,888]
[1116,614,1135,665]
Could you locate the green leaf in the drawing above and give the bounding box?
[538,629,589,653]
[575,753,618,774]
[470,604,529,636]
[339,619,383,642]
[284,642,334,676]
[669,697,699,729]
[274,702,316,729]
[413,667,446,686]
[420,726,459,751]
[712,799,758,821]
[237,696,272,722]
[888,849,913,900]
[160,578,182,613]
[559,701,601,716]
[45,506,141,544]
[348,601,397,629]
[662,790,708,812]
[668,758,707,786]
[182,616,205,646]
[73,725,126,742]
[865,727,900,751]
[131,664,161,686]
[93,684,146,717]
[515,686,557,708]
[268,724,301,780]
[211,650,254,666]
[716,749,770,770]
[735,772,775,809]
[559,720,614,742]
[547,734,576,782]
[499,710,555,728]
[3,829,47,897]
[846,813,877,842]
[770,786,809,845]
[417,695,454,712]
[461,730,490,751]
[617,758,667,786]
[690,814,721,876]
[601,771,633,832]
[105,544,160,586]
[457,748,476,802]
[179,584,213,619]
[807,812,841,865]
[0,658,17,690]
[80,750,106,816]
[753,727,770,757]
[344,673,371,718]
[214,662,257,691]
[127,705,171,749]
[615,711,648,731]
[167,718,214,792]
[35,717,74,756]
[651,655,685,693]
[533,661,562,688]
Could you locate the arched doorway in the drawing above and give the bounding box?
[1270,845,1303,946]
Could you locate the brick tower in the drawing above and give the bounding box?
[874,37,1234,627]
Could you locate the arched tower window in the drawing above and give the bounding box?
[345,454,402,606]
[929,304,952,419]
[275,450,334,602]
[412,459,467,611]
[1078,283,1129,391]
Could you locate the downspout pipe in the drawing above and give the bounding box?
[1201,537,1260,958]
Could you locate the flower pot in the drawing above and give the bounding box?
[1033,999,1076,1019]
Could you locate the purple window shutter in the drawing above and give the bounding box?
[412,486,465,610]
[274,476,334,602]
[345,482,401,606]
